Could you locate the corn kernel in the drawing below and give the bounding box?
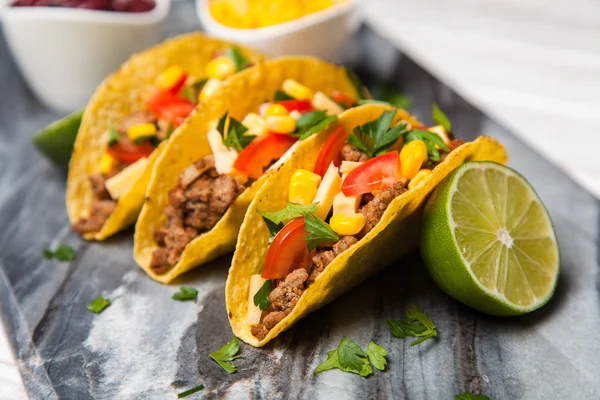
[400,140,428,180]
[127,123,157,142]
[206,56,237,80]
[155,66,185,91]
[289,181,318,204]
[199,78,222,103]
[408,169,432,190]
[265,115,297,134]
[241,113,267,135]
[282,79,313,100]
[330,213,366,236]
[292,169,322,187]
[99,153,115,175]
[264,104,289,117]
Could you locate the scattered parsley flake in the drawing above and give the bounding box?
[108,122,120,146]
[216,111,255,152]
[224,47,248,72]
[292,110,338,140]
[455,393,491,400]
[366,341,388,371]
[172,287,198,302]
[314,337,388,378]
[385,304,438,346]
[177,384,204,398]
[43,245,75,262]
[87,297,111,314]
[253,280,272,311]
[210,337,241,374]
[303,212,338,252]
[257,203,318,225]
[432,103,452,132]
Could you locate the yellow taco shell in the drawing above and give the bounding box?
[134,56,360,283]
[225,104,508,346]
[66,33,266,240]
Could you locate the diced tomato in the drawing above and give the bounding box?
[107,138,155,164]
[234,133,297,179]
[313,125,347,177]
[341,151,400,196]
[262,218,311,280]
[331,91,356,108]
[167,73,188,95]
[259,100,314,117]
[147,90,195,126]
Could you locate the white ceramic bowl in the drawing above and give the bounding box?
[0,0,170,113]
[197,0,360,63]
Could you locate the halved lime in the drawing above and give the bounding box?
[420,162,559,316]
[33,109,83,169]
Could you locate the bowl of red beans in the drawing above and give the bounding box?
[1,0,170,112]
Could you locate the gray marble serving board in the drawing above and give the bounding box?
[1,2,599,399]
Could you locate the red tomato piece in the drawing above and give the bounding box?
[167,73,188,95]
[234,133,297,179]
[107,139,155,164]
[259,100,314,116]
[147,90,195,126]
[341,151,400,196]
[313,125,347,177]
[262,218,311,280]
[331,91,356,108]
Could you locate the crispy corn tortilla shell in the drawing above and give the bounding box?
[225,103,509,347]
[66,33,266,240]
[134,56,359,283]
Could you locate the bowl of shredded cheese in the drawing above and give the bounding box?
[197,0,360,62]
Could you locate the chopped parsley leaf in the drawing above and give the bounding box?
[217,111,255,152]
[172,287,198,302]
[177,384,204,398]
[210,337,241,374]
[253,280,272,311]
[87,297,111,314]
[348,109,409,157]
[366,341,388,371]
[224,47,248,72]
[314,337,388,378]
[455,393,491,400]
[108,122,120,146]
[405,129,448,162]
[293,110,338,140]
[257,203,318,225]
[274,90,294,101]
[432,103,452,132]
[43,245,75,262]
[303,212,338,252]
[385,304,438,346]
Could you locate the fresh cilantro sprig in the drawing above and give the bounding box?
[177,384,204,398]
[292,110,338,140]
[253,280,272,311]
[87,297,111,314]
[405,129,448,162]
[210,337,241,374]
[455,393,491,400]
[172,287,198,302]
[224,47,248,72]
[385,304,438,346]
[217,111,256,152]
[432,103,452,132]
[257,203,318,226]
[43,245,75,262]
[344,68,369,100]
[303,213,338,251]
[347,109,409,157]
[108,122,120,146]
[314,337,388,378]
[274,90,294,101]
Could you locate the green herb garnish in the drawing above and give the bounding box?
[253,280,272,311]
[224,47,248,72]
[108,122,120,146]
[181,86,198,105]
[385,304,438,346]
[217,111,256,152]
[87,297,111,314]
[257,203,318,225]
[274,90,294,101]
[347,109,409,157]
[43,245,75,262]
[303,213,338,251]
[455,393,491,400]
[344,68,369,100]
[314,337,388,377]
[432,103,452,132]
[177,384,204,398]
[405,129,448,162]
[172,287,198,302]
[210,337,241,374]
[292,110,338,140]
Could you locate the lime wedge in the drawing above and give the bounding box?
[420,162,559,316]
[33,109,83,169]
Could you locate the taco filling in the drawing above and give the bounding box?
[149,80,358,274]
[247,107,465,340]
[73,48,253,234]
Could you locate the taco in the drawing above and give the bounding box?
[225,103,508,346]
[66,33,266,240]
[134,56,366,283]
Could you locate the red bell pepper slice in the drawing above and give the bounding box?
[234,133,297,179]
[261,217,311,280]
[341,151,400,196]
[313,125,348,177]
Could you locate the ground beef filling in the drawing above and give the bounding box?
[250,137,465,340]
[150,156,246,274]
